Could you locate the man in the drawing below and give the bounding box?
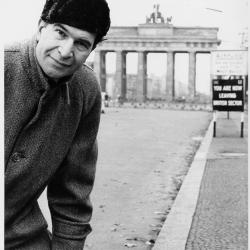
[4,0,110,249]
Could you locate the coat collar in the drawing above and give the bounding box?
[19,36,50,92]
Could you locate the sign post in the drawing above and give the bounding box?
[212,78,245,136]
[241,112,244,138]
[213,111,217,137]
[211,50,247,137]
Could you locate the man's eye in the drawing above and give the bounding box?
[75,41,88,50]
[55,29,66,38]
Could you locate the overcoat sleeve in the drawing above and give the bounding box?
[47,80,101,249]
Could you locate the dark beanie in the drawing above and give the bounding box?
[41,0,110,46]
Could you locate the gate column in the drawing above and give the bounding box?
[115,50,127,101]
[188,51,196,100]
[94,51,106,92]
[137,51,147,102]
[166,51,175,100]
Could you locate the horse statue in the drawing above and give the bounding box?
[146,4,165,24]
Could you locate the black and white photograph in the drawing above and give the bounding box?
[3,0,248,249]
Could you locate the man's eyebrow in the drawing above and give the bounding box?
[54,23,68,31]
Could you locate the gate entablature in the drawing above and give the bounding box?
[95,25,220,52]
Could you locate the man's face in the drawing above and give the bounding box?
[36,22,96,80]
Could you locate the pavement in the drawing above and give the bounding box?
[152,111,248,250]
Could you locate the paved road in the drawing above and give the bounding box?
[39,108,212,250]
[186,112,248,250]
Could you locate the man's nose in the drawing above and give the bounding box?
[58,39,74,58]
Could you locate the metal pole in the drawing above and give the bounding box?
[213,111,217,137]
[240,112,244,137]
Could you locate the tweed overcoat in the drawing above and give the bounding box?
[5,37,101,249]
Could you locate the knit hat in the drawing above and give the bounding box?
[41,0,110,46]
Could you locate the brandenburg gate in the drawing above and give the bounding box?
[94,5,221,102]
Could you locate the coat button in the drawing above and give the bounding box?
[11,152,25,162]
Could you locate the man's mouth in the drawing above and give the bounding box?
[50,56,72,67]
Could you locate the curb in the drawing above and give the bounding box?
[152,119,214,250]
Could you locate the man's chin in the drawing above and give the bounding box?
[46,70,72,80]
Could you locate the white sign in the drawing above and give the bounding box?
[211,50,248,76]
